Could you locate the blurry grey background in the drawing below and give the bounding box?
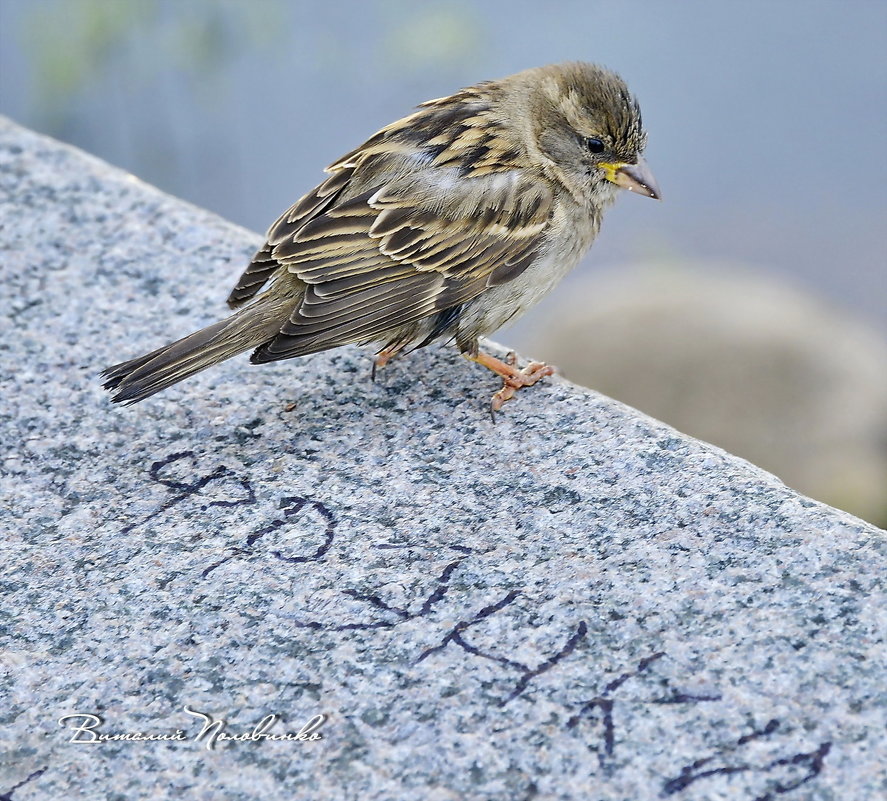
[1,0,885,524]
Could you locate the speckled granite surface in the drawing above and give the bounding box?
[1,116,884,801]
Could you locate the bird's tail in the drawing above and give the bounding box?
[102,298,289,404]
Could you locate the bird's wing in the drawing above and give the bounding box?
[248,157,554,362]
[227,90,507,310]
[227,166,354,308]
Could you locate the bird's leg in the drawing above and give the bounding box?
[371,345,403,381]
[466,349,555,415]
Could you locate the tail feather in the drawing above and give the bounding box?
[102,303,286,404]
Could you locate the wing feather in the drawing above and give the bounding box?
[226,168,355,308]
[239,91,555,361]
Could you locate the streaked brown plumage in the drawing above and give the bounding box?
[103,62,658,411]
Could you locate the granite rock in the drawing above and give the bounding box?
[1,117,884,801]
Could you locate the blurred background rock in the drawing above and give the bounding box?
[529,264,887,526]
[1,0,884,525]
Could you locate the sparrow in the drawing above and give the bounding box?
[103,61,659,413]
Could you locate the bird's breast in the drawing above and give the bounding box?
[458,204,599,338]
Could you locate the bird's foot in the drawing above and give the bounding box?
[371,346,401,381]
[490,359,555,413]
[467,350,555,418]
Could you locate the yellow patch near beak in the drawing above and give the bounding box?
[599,162,627,184]
[600,158,661,199]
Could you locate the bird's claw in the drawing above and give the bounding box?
[488,360,555,418]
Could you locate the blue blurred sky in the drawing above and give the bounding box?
[1,0,885,329]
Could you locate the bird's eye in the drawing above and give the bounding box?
[583,137,605,154]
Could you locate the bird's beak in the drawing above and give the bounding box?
[600,157,661,199]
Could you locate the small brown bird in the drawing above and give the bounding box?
[103,62,659,412]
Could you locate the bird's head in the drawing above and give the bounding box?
[512,62,660,205]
